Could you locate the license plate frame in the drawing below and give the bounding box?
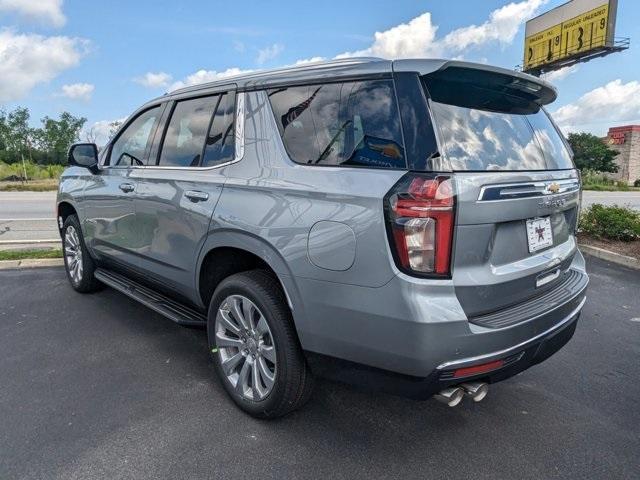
[526,216,553,253]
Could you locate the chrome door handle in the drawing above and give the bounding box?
[119,182,135,193]
[184,190,209,202]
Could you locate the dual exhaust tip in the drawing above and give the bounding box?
[434,382,489,407]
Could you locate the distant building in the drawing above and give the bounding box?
[604,125,640,185]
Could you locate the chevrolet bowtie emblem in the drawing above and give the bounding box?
[548,182,560,194]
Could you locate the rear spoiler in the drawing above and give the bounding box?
[393,59,557,114]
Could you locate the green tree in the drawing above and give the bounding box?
[34,112,87,164]
[0,110,8,152]
[567,132,619,173]
[108,119,122,139]
[0,107,35,165]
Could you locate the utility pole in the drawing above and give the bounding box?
[21,152,28,183]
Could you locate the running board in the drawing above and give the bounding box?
[94,268,207,327]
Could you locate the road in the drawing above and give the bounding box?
[0,190,639,246]
[581,190,640,210]
[0,255,638,479]
[0,192,58,245]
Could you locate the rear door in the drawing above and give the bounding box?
[421,65,580,317]
[134,89,236,299]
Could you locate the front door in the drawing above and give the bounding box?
[82,105,163,270]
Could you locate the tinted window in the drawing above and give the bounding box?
[158,96,218,167]
[109,106,160,166]
[430,102,574,171]
[268,79,405,169]
[526,110,573,169]
[202,91,235,167]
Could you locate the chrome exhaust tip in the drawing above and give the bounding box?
[461,382,489,402]
[434,387,465,407]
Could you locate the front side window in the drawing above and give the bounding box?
[158,96,219,167]
[108,106,161,166]
[268,79,405,169]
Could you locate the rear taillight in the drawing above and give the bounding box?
[384,174,455,277]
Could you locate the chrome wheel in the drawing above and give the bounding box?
[64,225,83,284]
[215,295,276,401]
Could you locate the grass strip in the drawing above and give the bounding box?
[0,248,63,261]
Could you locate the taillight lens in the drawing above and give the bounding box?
[384,174,455,277]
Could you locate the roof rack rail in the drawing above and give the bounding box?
[168,57,385,95]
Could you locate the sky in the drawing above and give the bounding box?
[0,0,638,143]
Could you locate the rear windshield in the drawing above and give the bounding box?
[423,68,574,172]
[429,103,573,171]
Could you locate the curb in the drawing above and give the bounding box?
[0,258,64,270]
[0,239,61,245]
[580,244,640,270]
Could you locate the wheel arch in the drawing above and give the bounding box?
[56,201,78,233]
[196,230,305,330]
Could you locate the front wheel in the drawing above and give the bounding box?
[207,270,314,418]
[61,215,101,293]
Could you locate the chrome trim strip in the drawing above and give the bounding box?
[436,295,587,370]
[477,178,580,201]
[234,91,245,162]
[99,92,246,172]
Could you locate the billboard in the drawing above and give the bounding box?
[523,0,622,74]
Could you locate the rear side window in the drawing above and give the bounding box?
[268,79,405,169]
[159,96,219,167]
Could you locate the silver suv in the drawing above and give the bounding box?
[57,58,588,417]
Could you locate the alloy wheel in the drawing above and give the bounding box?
[215,295,276,401]
[64,225,83,284]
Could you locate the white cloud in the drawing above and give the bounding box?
[256,43,284,64]
[552,79,640,135]
[294,56,326,65]
[338,12,440,59]
[337,0,547,59]
[83,117,127,146]
[0,30,89,102]
[440,0,546,52]
[541,65,579,83]
[60,82,93,101]
[0,0,66,27]
[168,67,253,91]
[134,71,172,88]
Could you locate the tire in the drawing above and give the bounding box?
[61,215,102,293]
[207,270,314,418]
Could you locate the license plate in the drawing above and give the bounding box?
[526,217,553,253]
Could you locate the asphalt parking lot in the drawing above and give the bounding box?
[0,256,638,480]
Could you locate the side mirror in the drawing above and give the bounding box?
[68,143,99,173]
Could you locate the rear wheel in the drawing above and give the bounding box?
[207,270,313,418]
[62,215,101,293]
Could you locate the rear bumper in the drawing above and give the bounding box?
[306,297,583,400]
[297,251,588,397]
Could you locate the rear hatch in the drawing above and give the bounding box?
[422,65,581,319]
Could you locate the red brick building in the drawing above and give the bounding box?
[604,125,640,185]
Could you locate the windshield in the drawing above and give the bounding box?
[429,101,573,171]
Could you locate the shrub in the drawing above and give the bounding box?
[579,204,640,242]
[634,179,640,187]
[0,160,65,181]
[581,169,629,191]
